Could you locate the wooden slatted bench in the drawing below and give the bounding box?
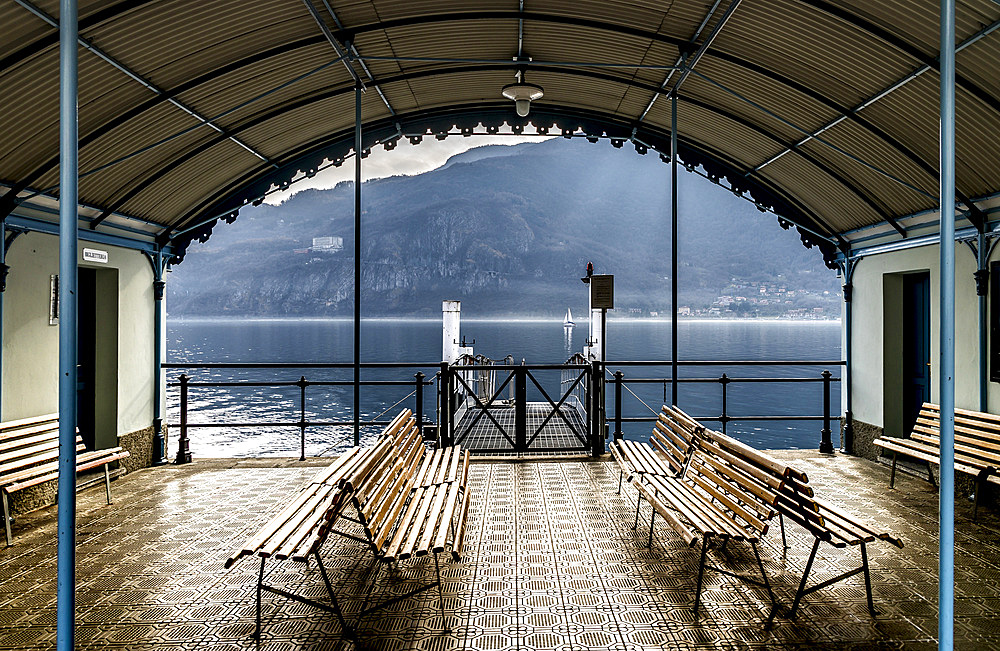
[702,425,904,620]
[1,413,130,546]
[874,402,1000,519]
[630,429,780,626]
[610,405,702,494]
[227,410,470,640]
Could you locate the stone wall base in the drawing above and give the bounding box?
[844,418,981,496]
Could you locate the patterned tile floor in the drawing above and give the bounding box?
[1,452,999,650]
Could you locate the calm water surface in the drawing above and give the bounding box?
[166,318,841,456]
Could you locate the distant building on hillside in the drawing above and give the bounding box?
[311,236,343,253]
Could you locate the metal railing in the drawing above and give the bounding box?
[165,362,437,463]
[604,360,844,453]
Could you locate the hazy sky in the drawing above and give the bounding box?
[266,132,552,204]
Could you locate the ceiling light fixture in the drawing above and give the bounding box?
[502,70,544,117]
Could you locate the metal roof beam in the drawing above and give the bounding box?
[302,0,362,86]
[637,0,725,123]
[99,63,887,242]
[11,0,278,231]
[688,70,937,202]
[12,1,274,168]
[319,0,397,116]
[0,10,961,225]
[751,16,1000,212]
[665,0,743,98]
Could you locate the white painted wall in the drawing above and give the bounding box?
[850,239,988,430]
[2,231,155,437]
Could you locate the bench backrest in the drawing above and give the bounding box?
[684,437,779,537]
[652,405,702,474]
[911,403,1000,470]
[698,427,829,541]
[350,416,426,553]
[0,415,86,484]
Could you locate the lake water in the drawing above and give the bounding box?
[166,318,842,457]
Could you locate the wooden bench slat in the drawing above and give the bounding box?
[399,484,439,560]
[434,482,463,554]
[416,479,451,555]
[648,473,746,540]
[0,413,59,434]
[634,480,698,546]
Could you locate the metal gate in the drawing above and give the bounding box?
[441,360,601,455]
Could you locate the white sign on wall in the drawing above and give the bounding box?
[82,248,108,264]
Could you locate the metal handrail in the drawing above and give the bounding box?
[167,366,434,463]
[606,362,842,453]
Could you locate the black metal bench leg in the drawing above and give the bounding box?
[693,535,710,617]
[647,509,656,548]
[315,551,355,639]
[779,512,788,552]
[790,538,821,620]
[860,541,878,617]
[0,491,14,547]
[2,492,11,547]
[104,465,112,505]
[889,451,898,489]
[751,541,778,629]
[633,493,642,530]
[617,469,623,495]
[434,552,450,632]
[254,556,265,640]
[974,468,994,523]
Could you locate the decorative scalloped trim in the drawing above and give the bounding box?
[170,108,838,269]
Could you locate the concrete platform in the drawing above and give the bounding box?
[1,452,998,649]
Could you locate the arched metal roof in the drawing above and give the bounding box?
[2,0,999,262]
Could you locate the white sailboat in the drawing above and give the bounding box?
[563,308,575,327]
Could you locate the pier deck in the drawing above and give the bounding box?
[0,453,998,650]
[455,402,589,453]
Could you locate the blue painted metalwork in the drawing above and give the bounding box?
[6,214,172,256]
[57,0,78,647]
[837,256,860,455]
[938,0,956,648]
[670,94,678,407]
[144,249,169,464]
[353,81,362,447]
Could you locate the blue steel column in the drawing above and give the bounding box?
[57,0,79,648]
[670,93,679,407]
[938,1,956,649]
[843,266,854,454]
[152,251,166,464]
[353,81,361,447]
[977,233,987,412]
[0,231,5,420]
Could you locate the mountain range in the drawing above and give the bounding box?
[167,138,840,318]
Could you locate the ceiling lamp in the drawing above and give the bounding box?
[502,71,544,117]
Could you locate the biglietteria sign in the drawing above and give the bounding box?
[82,248,109,264]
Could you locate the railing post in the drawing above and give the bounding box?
[820,370,834,453]
[298,376,307,460]
[613,371,624,441]
[439,362,451,447]
[414,372,425,436]
[176,374,192,464]
[719,373,730,436]
[591,360,604,456]
[515,364,527,452]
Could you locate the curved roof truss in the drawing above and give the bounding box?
[2,0,999,264]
